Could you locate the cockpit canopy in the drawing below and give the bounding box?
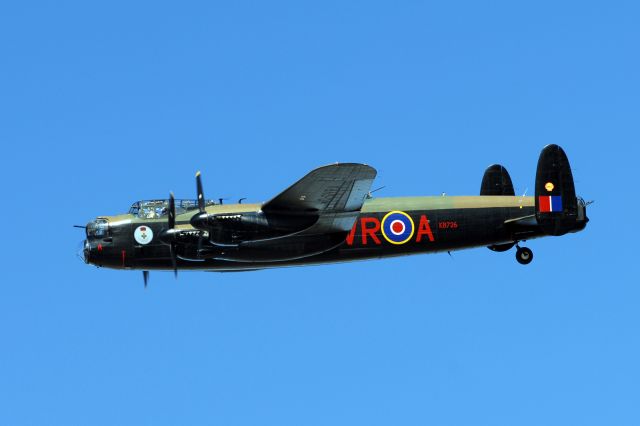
[128,199,216,219]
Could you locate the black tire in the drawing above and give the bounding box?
[516,247,533,265]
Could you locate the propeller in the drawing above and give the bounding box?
[143,270,149,288]
[191,171,210,231]
[196,171,206,212]
[159,192,179,279]
[191,171,212,255]
[168,191,176,229]
[168,193,178,278]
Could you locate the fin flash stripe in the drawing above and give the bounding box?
[539,196,562,213]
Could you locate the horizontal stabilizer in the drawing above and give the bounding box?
[480,164,515,196]
[535,144,578,236]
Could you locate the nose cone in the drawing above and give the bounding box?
[82,239,91,264]
[82,239,104,266]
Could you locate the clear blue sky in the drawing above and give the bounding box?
[1,1,638,425]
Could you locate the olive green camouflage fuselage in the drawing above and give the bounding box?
[84,195,560,272]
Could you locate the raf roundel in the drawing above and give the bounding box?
[381,211,415,245]
[134,226,154,245]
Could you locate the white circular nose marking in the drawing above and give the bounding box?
[134,226,154,245]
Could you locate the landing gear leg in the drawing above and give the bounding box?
[515,245,533,265]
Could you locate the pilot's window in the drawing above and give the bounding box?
[128,202,140,216]
[136,201,168,219]
[129,199,216,219]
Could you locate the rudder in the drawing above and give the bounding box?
[535,144,578,236]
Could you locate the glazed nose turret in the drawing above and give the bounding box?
[79,239,90,264]
[83,239,90,263]
[83,239,104,265]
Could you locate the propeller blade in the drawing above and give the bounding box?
[143,270,149,288]
[169,242,178,279]
[168,192,176,229]
[197,230,205,253]
[196,171,206,213]
[191,171,210,230]
[159,192,179,278]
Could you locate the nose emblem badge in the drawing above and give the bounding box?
[134,226,154,245]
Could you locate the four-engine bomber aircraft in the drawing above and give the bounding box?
[80,144,589,285]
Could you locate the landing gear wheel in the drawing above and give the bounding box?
[516,247,533,265]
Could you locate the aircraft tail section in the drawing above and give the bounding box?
[480,164,515,196]
[481,164,516,252]
[535,144,583,236]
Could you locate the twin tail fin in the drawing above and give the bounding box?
[480,164,515,196]
[534,144,580,236]
[482,144,588,247]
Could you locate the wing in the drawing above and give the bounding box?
[201,164,378,261]
[262,163,377,215]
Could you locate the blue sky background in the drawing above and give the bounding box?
[1,1,638,425]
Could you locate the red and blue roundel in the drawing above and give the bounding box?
[381,211,415,245]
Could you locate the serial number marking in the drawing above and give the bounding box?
[438,221,458,230]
